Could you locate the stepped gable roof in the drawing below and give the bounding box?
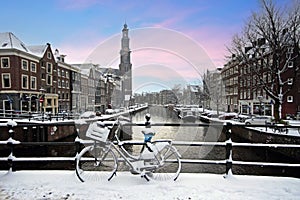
[0,32,30,53]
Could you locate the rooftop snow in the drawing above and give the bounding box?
[27,45,48,57]
[0,32,29,53]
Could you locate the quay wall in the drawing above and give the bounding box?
[231,126,300,163]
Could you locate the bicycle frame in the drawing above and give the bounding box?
[76,118,182,182]
[110,123,181,174]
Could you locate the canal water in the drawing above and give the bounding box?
[130,106,300,177]
[130,105,226,174]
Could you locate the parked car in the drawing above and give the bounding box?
[105,109,116,114]
[207,113,219,118]
[80,111,96,119]
[95,111,102,116]
[245,116,272,125]
[218,113,237,120]
[233,114,251,122]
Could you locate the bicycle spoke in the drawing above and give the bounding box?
[145,145,181,181]
[76,145,117,182]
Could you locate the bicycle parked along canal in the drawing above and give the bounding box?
[75,114,181,182]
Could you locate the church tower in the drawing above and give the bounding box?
[119,23,132,106]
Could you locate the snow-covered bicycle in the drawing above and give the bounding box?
[75,114,181,182]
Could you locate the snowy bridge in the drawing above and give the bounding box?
[0,121,300,178]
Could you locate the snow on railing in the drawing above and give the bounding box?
[0,122,300,177]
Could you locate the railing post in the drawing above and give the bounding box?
[7,122,16,172]
[23,127,28,142]
[74,128,81,169]
[75,129,81,154]
[225,122,233,177]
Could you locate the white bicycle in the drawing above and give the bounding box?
[75,115,181,182]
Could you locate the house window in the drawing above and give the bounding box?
[31,62,36,72]
[41,73,46,80]
[22,75,29,89]
[288,78,293,85]
[288,61,293,68]
[2,73,11,88]
[47,62,52,73]
[66,80,69,88]
[22,60,28,70]
[47,99,52,107]
[66,71,69,79]
[58,79,61,88]
[31,76,37,89]
[62,70,65,77]
[46,74,52,85]
[287,96,293,103]
[47,51,51,59]
[58,69,61,77]
[1,57,10,68]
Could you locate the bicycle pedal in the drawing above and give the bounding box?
[142,174,150,182]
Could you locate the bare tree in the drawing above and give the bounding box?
[203,69,226,114]
[171,84,183,104]
[228,0,300,121]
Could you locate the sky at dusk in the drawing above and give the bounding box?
[1,0,292,92]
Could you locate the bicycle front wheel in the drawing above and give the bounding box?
[76,145,117,182]
[145,145,181,181]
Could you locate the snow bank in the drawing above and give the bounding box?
[0,171,299,199]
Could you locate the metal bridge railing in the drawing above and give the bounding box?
[0,121,300,177]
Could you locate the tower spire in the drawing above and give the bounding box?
[119,23,132,107]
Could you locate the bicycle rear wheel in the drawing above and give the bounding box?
[145,145,181,181]
[76,144,117,182]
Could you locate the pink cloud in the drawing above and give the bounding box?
[131,49,201,81]
[183,25,240,67]
[57,26,218,83]
[57,24,234,81]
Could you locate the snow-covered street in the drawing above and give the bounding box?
[0,170,299,199]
